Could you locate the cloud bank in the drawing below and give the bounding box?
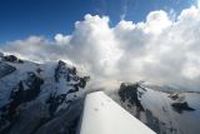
[2,6,200,90]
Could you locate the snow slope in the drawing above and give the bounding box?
[115,82,200,134]
[80,91,156,134]
[0,53,89,134]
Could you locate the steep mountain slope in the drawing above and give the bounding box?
[114,82,200,134]
[1,52,200,134]
[0,53,89,134]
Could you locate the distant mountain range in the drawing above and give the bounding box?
[0,52,199,134]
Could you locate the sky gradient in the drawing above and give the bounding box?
[0,0,197,44]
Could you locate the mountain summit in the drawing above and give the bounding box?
[0,53,89,134]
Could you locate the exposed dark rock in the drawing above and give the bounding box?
[46,60,90,117]
[46,75,89,116]
[2,55,23,63]
[118,82,144,111]
[78,76,90,88]
[171,102,195,113]
[0,62,16,78]
[54,60,68,82]
[145,109,161,133]
[36,68,43,74]
[54,60,90,84]
[4,55,17,62]
[168,93,179,100]
[0,54,90,134]
[35,99,83,134]
[69,67,77,75]
[46,93,68,116]
[145,109,178,134]
[0,72,44,132]
[67,87,79,94]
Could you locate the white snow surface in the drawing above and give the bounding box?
[115,83,200,134]
[80,91,156,134]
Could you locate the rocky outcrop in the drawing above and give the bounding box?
[118,82,145,112]
[2,55,23,63]
[171,102,195,113]
[35,99,83,134]
[45,60,90,116]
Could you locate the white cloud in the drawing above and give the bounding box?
[2,7,200,90]
[54,33,71,45]
[144,10,172,34]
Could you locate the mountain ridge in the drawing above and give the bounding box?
[0,53,200,134]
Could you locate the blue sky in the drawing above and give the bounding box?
[0,0,196,44]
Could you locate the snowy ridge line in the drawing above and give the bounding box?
[139,83,200,94]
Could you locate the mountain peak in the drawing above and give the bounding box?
[0,54,89,134]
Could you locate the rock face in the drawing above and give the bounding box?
[2,54,24,63]
[118,82,145,112]
[171,102,195,113]
[0,54,89,134]
[0,72,44,132]
[116,82,200,134]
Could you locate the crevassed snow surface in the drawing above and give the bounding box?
[80,91,156,134]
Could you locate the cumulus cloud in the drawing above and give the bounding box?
[54,34,71,45]
[2,6,200,90]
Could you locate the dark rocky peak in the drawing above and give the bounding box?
[118,82,145,112]
[45,60,90,116]
[54,60,90,86]
[54,60,72,82]
[2,54,23,63]
[0,56,90,134]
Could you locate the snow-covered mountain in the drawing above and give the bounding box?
[0,52,200,134]
[112,81,200,134]
[0,53,89,134]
